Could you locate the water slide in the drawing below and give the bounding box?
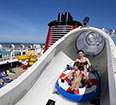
[0,27,116,105]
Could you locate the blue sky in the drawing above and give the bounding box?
[0,0,116,43]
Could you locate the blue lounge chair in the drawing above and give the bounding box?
[1,77,12,83]
[0,82,4,88]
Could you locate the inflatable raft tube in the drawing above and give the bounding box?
[56,67,100,102]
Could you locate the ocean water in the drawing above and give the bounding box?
[0,51,11,56]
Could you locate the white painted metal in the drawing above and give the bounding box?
[0,59,18,65]
[0,27,116,105]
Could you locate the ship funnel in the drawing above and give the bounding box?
[82,17,90,26]
[58,12,65,22]
[64,12,73,22]
[44,12,82,52]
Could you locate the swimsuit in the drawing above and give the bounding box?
[73,71,83,83]
[81,61,88,66]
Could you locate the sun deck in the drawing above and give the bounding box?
[0,67,26,86]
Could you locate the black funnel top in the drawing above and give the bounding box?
[58,12,65,22]
[48,12,82,27]
[64,12,73,22]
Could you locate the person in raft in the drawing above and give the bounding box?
[76,50,96,73]
[61,62,92,93]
